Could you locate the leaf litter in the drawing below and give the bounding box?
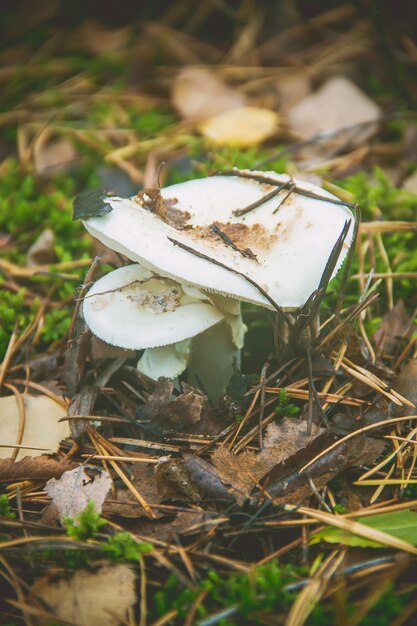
[45,466,112,523]
[31,564,136,626]
[0,3,417,625]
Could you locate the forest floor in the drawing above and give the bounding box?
[0,2,417,625]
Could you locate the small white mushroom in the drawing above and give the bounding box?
[82,264,245,403]
[83,171,355,310]
[82,264,223,350]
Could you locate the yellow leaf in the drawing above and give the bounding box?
[199,106,280,146]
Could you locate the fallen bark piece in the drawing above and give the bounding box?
[32,564,136,626]
[45,466,112,523]
[0,456,76,482]
[0,395,69,460]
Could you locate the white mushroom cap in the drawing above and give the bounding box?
[83,171,355,310]
[82,264,224,349]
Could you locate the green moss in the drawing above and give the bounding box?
[0,494,15,519]
[128,108,176,137]
[274,389,300,417]
[154,562,298,624]
[64,501,107,541]
[0,289,36,358]
[339,167,417,220]
[0,159,95,357]
[0,160,91,262]
[102,532,153,562]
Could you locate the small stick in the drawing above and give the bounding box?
[272,183,295,214]
[258,363,268,450]
[167,236,294,329]
[232,185,286,216]
[219,169,356,209]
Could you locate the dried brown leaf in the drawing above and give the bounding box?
[27,229,56,266]
[45,466,112,523]
[138,510,210,542]
[211,419,322,501]
[263,435,385,503]
[140,379,174,419]
[156,456,202,501]
[155,392,204,430]
[32,564,136,626]
[34,138,78,176]
[61,315,91,397]
[103,463,162,517]
[0,395,69,460]
[287,76,380,147]
[172,67,245,121]
[392,358,417,417]
[373,300,412,357]
[67,382,98,440]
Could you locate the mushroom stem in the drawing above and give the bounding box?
[187,320,240,407]
[187,295,246,406]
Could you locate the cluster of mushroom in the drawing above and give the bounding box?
[80,170,355,405]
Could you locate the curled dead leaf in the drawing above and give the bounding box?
[0,395,69,461]
[31,564,136,626]
[45,466,112,523]
[211,419,322,502]
[172,67,245,121]
[27,229,56,266]
[287,76,380,147]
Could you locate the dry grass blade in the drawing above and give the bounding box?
[359,221,417,233]
[285,550,345,626]
[0,323,19,391]
[340,356,415,407]
[0,258,92,278]
[148,610,179,626]
[89,429,156,519]
[286,505,417,555]
[338,360,402,405]
[3,384,26,463]
[7,598,81,626]
[265,386,365,406]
